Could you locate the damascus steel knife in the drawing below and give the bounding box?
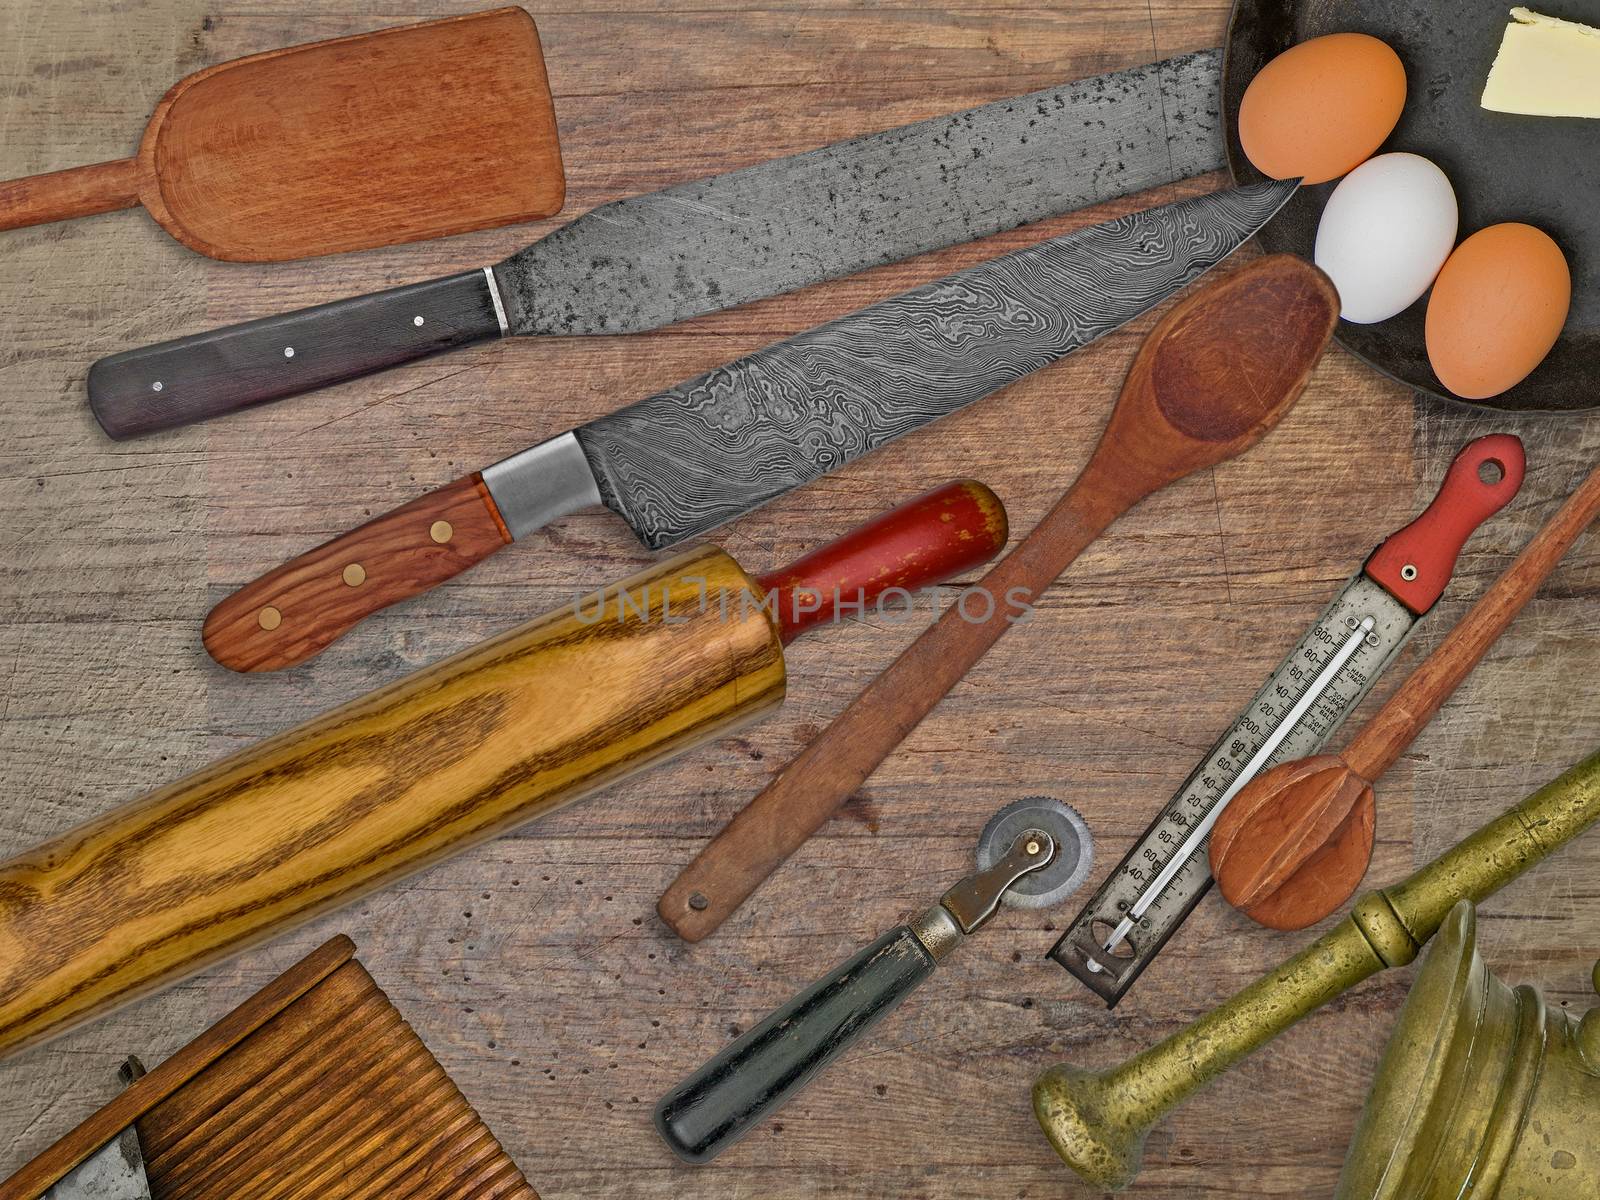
[201,180,1297,672]
[87,50,1226,439]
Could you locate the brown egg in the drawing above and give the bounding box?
[1239,33,1407,185]
[1426,224,1571,400]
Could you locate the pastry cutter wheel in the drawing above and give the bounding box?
[654,797,1092,1163]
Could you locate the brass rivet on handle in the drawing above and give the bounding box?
[258,606,282,631]
[430,521,454,544]
[343,563,366,587]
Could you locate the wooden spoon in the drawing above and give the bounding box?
[658,254,1341,942]
[0,9,564,262]
[1210,458,1600,931]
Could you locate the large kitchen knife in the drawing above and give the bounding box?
[201,180,1297,672]
[87,50,1225,439]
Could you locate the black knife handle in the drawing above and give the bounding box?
[654,925,936,1164]
[87,269,506,438]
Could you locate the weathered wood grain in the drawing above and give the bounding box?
[1,3,1597,1199]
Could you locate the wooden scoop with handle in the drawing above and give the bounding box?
[1209,458,1600,931]
[0,482,1005,1062]
[0,8,563,261]
[658,254,1341,943]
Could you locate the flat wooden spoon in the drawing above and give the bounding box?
[0,9,563,261]
[1210,458,1600,931]
[659,253,1341,943]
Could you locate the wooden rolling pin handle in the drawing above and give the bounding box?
[756,481,1008,644]
[1364,434,1525,615]
[0,158,141,231]
[203,474,512,672]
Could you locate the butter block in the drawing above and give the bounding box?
[1481,7,1600,117]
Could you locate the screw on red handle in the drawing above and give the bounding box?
[756,481,1008,644]
[1364,434,1526,615]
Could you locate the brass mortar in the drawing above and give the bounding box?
[1336,899,1598,1200]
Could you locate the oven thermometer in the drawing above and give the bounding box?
[1050,434,1525,1006]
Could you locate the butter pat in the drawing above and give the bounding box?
[1482,8,1600,117]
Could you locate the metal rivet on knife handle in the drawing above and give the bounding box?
[202,475,514,672]
[656,255,1341,944]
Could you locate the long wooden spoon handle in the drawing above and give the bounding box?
[203,474,513,672]
[1344,459,1600,781]
[0,158,141,231]
[659,471,1126,941]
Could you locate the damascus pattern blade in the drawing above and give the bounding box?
[496,49,1224,336]
[573,181,1296,550]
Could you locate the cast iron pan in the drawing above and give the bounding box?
[1224,0,1600,412]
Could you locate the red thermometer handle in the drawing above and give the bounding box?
[1364,434,1525,614]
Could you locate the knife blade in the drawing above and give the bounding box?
[86,49,1225,439]
[201,179,1297,672]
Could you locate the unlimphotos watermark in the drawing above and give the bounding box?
[570,578,1036,628]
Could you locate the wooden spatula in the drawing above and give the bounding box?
[1210,458,1600,931]
[0,8,564,262]
[657,254,1342,943]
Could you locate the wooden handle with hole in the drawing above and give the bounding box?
[1364,434,1525,614]
[1212,453,1600,931]
[0,158,142,231]
[203,474,512,672]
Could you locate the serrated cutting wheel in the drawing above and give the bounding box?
[976,796,1094,908]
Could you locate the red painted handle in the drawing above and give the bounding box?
[755,481,1008,644]
[1364,434,1525,614]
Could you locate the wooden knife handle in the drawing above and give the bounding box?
[204,474,512,672]
[86,269,505,438]
[0,158,142,231]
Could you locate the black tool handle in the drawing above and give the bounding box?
[87,269,505,438]
[654,925,937,1164]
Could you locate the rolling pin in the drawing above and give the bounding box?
[0,482,1006,1062]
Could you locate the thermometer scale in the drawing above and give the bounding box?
[1050,435,1525,1005]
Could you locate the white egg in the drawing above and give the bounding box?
[1313,152,1458,324]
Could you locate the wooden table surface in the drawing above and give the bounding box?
[2,2,1597,1196]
